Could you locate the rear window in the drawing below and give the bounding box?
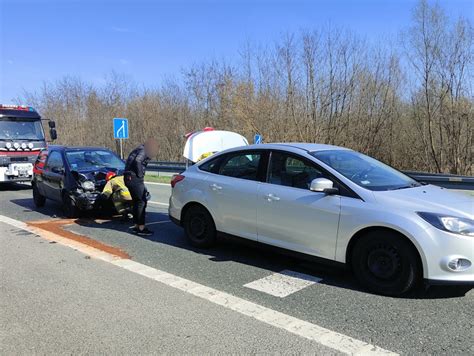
[217,152,262,181]
[198,156,221,174]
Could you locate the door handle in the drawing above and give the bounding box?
[210,183,223,191]
[265,193,280,201]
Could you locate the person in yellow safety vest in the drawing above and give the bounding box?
[196,151,216,162]
[101,172,133,217]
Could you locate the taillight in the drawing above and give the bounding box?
[171,174,185,188]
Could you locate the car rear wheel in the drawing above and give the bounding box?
[62,193,80,219]
[32,183,46,208]
[351,230,421,296]
[183,205,216,248]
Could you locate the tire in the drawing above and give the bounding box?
[351,230,421,296]
[32,183,46,208]
[183,205,217,248]
[62,193,80,218]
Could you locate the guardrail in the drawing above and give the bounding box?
[147,161,187,173]
[402,171,474,190]
[148,161,474,190]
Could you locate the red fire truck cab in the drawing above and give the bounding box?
[0,105,56,183]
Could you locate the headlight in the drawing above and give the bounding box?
[81,180,96,191]
[417,212,474,236]
[5,142,12,149]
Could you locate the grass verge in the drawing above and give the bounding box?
[144,174,172,184]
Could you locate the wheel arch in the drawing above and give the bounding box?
[32,178,45,196]
[345,226,424,274]
[181,201,215,224]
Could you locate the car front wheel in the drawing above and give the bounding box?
[183,205,216,248]
[351,230,421,296]
[32,183,46,208]
[62,193,80,218]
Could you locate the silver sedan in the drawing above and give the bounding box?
[169,143,474,295]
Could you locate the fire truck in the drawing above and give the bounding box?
[0,105,56,183]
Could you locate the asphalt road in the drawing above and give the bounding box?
[1,221,338,355]
[1,182,473,355]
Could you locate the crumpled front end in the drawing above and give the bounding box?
[70,189,101,210]
[69,170,108,211]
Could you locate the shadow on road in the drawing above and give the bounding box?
[8,198,473,300]
[74,210,473,300]
[0,182,31,192]
[11,197,67,218]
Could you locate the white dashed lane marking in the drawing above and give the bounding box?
[244,270,323,297]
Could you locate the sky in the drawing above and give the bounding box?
[0,0,472,103]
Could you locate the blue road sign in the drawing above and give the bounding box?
[113,118,129,139]
[254,133,262,144]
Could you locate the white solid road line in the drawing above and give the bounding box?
[0,213,397,356]
[145,182,171,186]
[146,220,172,226]
[244,270,323,298]
[149,200,169,207]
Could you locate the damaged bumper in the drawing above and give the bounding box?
[70,190,101,210]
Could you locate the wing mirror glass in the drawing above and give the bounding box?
[47,120,57,141]
[310,178,339,195]
[49,128,57,141]
[52,167,64,175]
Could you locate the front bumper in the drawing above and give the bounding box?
[421,226,474,283]
[71,190,101,210]
[0,164,33,182]
[425,278,474,286]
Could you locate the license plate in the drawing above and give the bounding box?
[18,169,28,177]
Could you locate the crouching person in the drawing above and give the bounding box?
[101,172,133,219]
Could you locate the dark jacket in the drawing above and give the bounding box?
[124,145,150,179]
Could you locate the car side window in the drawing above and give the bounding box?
[199,156,221,174]
[218,152,261,181]
[45,151,64,171]
[269,152,325,190]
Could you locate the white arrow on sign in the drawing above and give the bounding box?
[116,120,126,138]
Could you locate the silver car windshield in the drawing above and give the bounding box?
[312,150,420,191]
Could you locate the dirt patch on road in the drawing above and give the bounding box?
[27,219,130,259]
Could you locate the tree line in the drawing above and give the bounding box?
[20,0,473,174]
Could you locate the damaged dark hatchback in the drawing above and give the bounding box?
[32,146,125,217]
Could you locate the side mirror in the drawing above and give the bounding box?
[310,178,339,195]
[52,167,64,175]
[48,120,56,129]
[49,128,57,141]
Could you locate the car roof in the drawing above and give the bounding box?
[238,142,350,153]
[47,145,113,151]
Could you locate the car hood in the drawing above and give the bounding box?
[374,185,474,219]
